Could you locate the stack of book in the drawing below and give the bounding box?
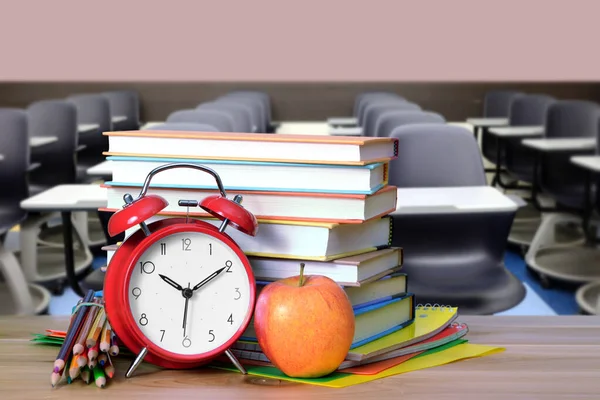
[101,130,423,366]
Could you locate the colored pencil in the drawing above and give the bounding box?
[88,342,100,365]
[93,365,106,388]
[86,307,106,348]
[68,355,81,381]
[81,366,91,384]
[73,299,100,355]
[98,353,108,367]
[109,331,119,356]
[77,352,88,368]
[104,353,115,379]
[99,320,112,353]
[51,290,94,387]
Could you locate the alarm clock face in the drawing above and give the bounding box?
[127,231,252,356]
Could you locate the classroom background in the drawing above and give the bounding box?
[0,3,599,314]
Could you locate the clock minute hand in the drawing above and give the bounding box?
[192,266,226,291]
[159,274,184,292]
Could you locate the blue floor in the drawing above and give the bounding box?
[504,250,579,315]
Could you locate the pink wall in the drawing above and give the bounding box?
[1,0,599,82]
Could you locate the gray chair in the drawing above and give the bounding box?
[196,102,252,132]
[525,100,600,286]
[389,124,526,315]
[361,101,422,136]
[0,108,52,314]
[357,97,409,128]
[67,93,113,169]
[223,91,272,129]
[146,122,220,132]
[102,90,140,131]
[166,109,235,132]
[20,101,95,290]
[215,96,266,133]
[354,92,405,117]
[374,110,446,137]
[504,94,556,183]
[480,90,525,167]
[503,95,557,249]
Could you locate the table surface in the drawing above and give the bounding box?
[393,186,518,214]
[522,137,597,151]
[87,160,112,176]
[30,136,58,147]
[465,117,509,127]
[275,121,331,135]
[327,116,358,126]
[487,125,544,137]
[139,121,164,130]
[329,126,363,136]
[2,315,600,399]
[20,184,107,211]
[78,123,100,134]
[571,155,600,172]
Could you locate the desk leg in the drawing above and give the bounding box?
[582,169,592,243]
[492,136,502,187]
[61,211,85,297]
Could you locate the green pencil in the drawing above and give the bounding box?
[92,365,106,388]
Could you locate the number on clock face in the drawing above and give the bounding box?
[128,231,251,355]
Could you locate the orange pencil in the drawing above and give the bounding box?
[99,320,112,353]
[73,300,100,355]
[68,355,81,381]
[103,353,115,379]
[77,352,88,368]
[86,308,106,348]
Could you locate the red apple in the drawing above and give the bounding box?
[253,263,355,378]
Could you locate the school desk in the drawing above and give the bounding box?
[1,315,599,399]
[20,184,108,297]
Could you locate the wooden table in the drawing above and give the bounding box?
[2,316,600,399]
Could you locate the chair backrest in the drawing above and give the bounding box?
[146,122,219,132]
[353,92,404,116]
[374,110,446,137]
[197,102,252,132]
[0,108,29,221]
[503,94,556,182]
[216,96,266,132]
[508,94,556,126]
[388,124,487,187]
[483,90,524,117]
[356,95,407,125]
[539,100,600,207]
[102,90,140,130]
[27,100,79,186]
[66,94,112,163]
[362,102,422,136]
[223,91,272,122]
[166,109,235,132]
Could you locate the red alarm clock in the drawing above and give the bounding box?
[103,163,258,378]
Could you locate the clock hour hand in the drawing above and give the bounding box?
[159,274,184,292]
[192,266,226,291]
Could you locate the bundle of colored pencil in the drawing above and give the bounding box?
[45,290,121,388]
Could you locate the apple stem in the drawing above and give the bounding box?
[299,263,305,287]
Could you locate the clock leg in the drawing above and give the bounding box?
[225,349,247,375]
[125,347,148,378]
